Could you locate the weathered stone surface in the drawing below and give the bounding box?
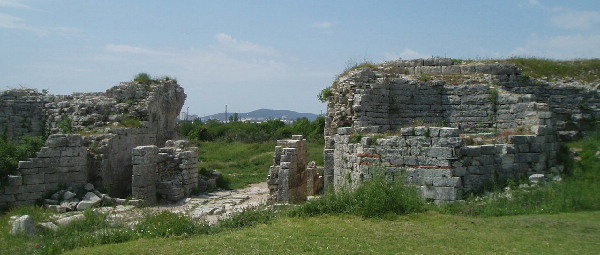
[76,192,102,211]
[9,215,36,236]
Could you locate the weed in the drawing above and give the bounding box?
[350,133,363,143]
[418,74,432,82]
[119,115,143,128]
[317,87,332,103]
[133,73,153,84]
[288,176,424,218]
[58,114,73,134]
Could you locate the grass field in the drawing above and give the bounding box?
[196,141,324,189]
[65,211,600,254]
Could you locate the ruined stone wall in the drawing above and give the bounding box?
[0,135,87,208]
[324,58,595,202]
[0,79,188,209]
[83,128,158,197]
[333,125,558,202]
[325,58,600,141]
[267,135,308,203]
[131,140,198,205]
[0,89,46,139]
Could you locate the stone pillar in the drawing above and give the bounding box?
[323,149,334,194]
[132,145,158,205]
[267,135,308,203]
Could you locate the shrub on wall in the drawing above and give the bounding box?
[0,136,44,186]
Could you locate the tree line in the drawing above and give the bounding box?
[179,117,325,143]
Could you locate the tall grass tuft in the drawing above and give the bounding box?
[288,177,424,218]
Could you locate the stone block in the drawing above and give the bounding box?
[7,175,22,186]
[46,136,68,148]
[439,128,460,137]
[509,135,531,144]
[462,146,481,157]
[36,148,60,158]
[428,147,454,159]
[23,174,44,185]
[480,145,496,155]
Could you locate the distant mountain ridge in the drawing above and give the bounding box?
[204,109,319,121]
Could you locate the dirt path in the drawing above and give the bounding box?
[92,182,270,226]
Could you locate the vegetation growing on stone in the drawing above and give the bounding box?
[0,136,44,187]
[133,73,153,84]
[505,58,600,82]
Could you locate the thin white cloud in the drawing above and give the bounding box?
[104,44,170,56]
[313,21,332,29]
[551,10,600,30]
[0,12,42,34]
[384,49,429,60]
[0,0,29,8]
[214,33,277,56]
[0,12,79,36]
[518,0,540,8]
[312,21,334,34]
[511,33,600,59]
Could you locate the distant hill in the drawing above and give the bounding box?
[203,109,319,122]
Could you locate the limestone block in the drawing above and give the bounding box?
[509,135,531,144]
[76,192,102,211]
[480,145,496,155]
[433,177,462,187]
[23,174,44,185]
[66,135,82,147]
[439,128,460,138]
[9,215,36,236]
[442,65,461,74]
[7,175,22,186]
[46,135,68,148]
[36,148,60,158]
[462,146,481,157]
[428,147,454,159]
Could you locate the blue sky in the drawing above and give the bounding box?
[1,0,599,116]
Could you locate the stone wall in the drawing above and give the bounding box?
[332,125,558,202]
[325,58,600,141]
[0,79,190,209]
[0,135,87,208]
[131,140,198,205]
[324,58,596,202]
[0,89,46,140]
[267,135,308,203]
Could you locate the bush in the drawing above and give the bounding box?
[133,73,153,84]
[288,177,424,218]
[0,136,45,187]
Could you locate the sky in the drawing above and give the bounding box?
[1,0,600,116]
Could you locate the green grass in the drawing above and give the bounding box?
[505,58,600,83]
[65,211,600,255]
[288,176,424,218]
[196,141,324,189]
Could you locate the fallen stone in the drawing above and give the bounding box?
[9,215,37,236]
[529,174,545,184]
[76,192,102,211]
[39,222,58,231]
[55,214,85,226]
[60,201,78,211]
[63,191,77,200]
